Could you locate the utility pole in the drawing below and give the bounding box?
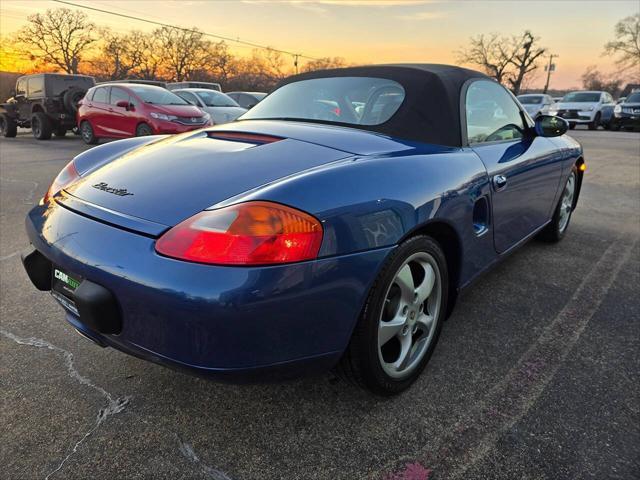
[543,54,557,94]
[294,54,300,74]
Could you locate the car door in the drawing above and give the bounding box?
[15,77,30,120]
[108,87,137,137]
[87,86,111,136]
[465,80,563,253]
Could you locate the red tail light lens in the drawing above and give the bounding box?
[156,201,323,265]
[43,161,80,204]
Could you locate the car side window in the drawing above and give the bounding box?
[110,87,130,105]
[92,87,109,103]
[16,78,26,97]
[27,77,44,96]
[465,80,525,144]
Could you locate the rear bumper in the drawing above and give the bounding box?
[24,202,391,380]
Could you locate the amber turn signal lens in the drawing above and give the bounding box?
[579,163,587,172]
[156,201,323,265]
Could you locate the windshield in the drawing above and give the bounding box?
[240,77,405,126]
[129,86,188,105]
[626,92,640,103]
[518,95,543,105]
[562,92,601,103]
[196,90,239,107]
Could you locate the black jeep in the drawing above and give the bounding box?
[0,73,95,140]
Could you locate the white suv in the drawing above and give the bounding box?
[551,91,614,130]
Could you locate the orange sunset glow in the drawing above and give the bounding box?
[1,0,638,90]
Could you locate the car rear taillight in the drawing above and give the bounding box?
[155,201,323,265]
[43,161,80,204]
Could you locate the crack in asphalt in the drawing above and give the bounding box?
[378,235,638,479]
[176,435,234,480]
[0,250,21,261]
[0,329,131,480]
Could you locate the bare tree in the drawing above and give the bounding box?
[456,33,515,84]
[16,8,96,74]
[156,26,212,81]
[90,30,144,80]
[457,31,545,94]
[604,13,640,76]
[207,41,238,85]
[302,57,347,72]
[507,31,546,95]
[581,65,623,97]
[135,32,163,80]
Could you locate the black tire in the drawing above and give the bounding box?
[63,87,86,114]
[31,112,52,140]
[337,235,449,396]
[588,113,600,130]
[54,126,67,137]
[538,166,578,243]
[79,120,98,145]
[0,113,17,138]
[136,123,153,136]
[569,122,576,130]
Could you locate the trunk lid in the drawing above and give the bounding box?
[65,127,354,227]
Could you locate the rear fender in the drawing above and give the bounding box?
[72,135,170,176]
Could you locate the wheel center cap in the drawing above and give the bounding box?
[409,311,416,321]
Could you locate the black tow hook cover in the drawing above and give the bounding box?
[74,280,122,335]
[21,248,52,291]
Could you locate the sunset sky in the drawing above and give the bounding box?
[1,0,638,89]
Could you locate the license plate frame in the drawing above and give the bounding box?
[51,265,82,315]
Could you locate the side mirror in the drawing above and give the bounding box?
[116,100,134,111]
[535,115,568,137]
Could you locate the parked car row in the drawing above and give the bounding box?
[0,73,269,142]
[516,90,640,131]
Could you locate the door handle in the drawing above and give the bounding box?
[493,174,507,191]
[108,108,114,112]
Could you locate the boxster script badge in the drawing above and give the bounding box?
[92,182,134,196]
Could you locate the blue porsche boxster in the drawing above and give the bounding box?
[22,65,583,395]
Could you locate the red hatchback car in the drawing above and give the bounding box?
[77,83,212,144]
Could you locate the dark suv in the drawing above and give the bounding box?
[0,73,95,140]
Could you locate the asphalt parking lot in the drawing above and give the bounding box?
[1,128,639,480]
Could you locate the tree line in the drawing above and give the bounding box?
[3,8,638,96]
[4,8,347,92]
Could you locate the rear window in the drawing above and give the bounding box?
[241,77,406,126]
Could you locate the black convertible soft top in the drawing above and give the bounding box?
[278,64,490,147]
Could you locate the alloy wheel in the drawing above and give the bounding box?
[81,122,92,142]
[377,252,442,379]
[558,173,575,233]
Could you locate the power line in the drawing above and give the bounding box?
[51,0,321,61]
